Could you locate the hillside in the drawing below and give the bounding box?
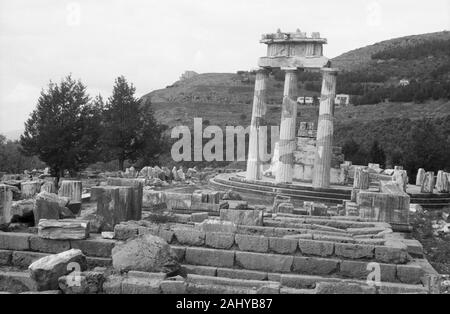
[151,99,450,130]
[142,72,319,106]
[332,31,450,72]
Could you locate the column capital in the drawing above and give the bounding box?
[256,67,271,74]
[321,67,339,75]
[281,67,298,72]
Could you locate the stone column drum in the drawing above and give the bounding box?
[246,68,269,181]
[421,172,435,193]
[20,181,42,198]
[58,180,82,202]
[353,167,370,190]
[275,68,298,184]
[0,185,13,225]
[91,185,134,231]
[416,168,426,186]
[106,178,144,221]
[436,171,449,193]
[312,68,338,189]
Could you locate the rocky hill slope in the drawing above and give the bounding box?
[142,31,450,129]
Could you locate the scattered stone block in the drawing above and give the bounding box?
[30,236,71,253]
[183,264,217,277]
[191,212,208,223]
[375,242,408,264]
[227,200,248,209]
[277,203,294,214]
[378,282,427,294]
[12,251,49,268]
[205,232,235,249]
[71,236,115,258]
[308,203,328,216]
[257,284,280,294]
[339,260,396,282]
[216,268,267,281]
[86,257,112,268]
[29,249,87,291]
[102,275,123,294]
[59,270,105,294]
[0,232,30,250]
[292,256,339,275]
[357,190,410,225]
[142,190,166,209]
[112,234,180,274]
[334,243,375,259]
[220,208,263,226]
[0,270,38,293]
[165,192,192,210]
[121,275,161,294]
[272,195,291,213]
[33,191,70,225]
[113,222,139,241]
[67,201,82,216]
[316,282,376,294]
[235,234,268,253]
[397,264,424,284]
[268,237,298,254]
[20,181,41,198]
[9,199,35,223]
[101,232,114,239]
[158,228,174,243]
[173,228,205,246]
[185,247,235,268]
[38,219,89,240]
[222,190,242,201]
[0,249,12,265]
[160,277,187,294]
[196,219,237,233]
[298,239,334,257]
[234,251,293,273]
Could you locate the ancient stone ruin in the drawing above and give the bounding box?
[0,29,449,295]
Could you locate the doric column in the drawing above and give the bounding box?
[246,68,269,181]
[275,68,298,184]
[312,68,338,188]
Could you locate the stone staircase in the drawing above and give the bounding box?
[0,212,440,294]
[409,193,450,210]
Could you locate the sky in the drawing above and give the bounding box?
[0,0,449,134]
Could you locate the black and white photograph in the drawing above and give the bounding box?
[0,0,450,299]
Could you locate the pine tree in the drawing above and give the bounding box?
[20,75,102,178]
[101,76,166,170]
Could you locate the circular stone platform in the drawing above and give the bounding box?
[210,172,352,206]
[210,172,450,209]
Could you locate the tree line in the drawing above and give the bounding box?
[336,116,450,180]
[17,75,167,179]
[371,38,450,61]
